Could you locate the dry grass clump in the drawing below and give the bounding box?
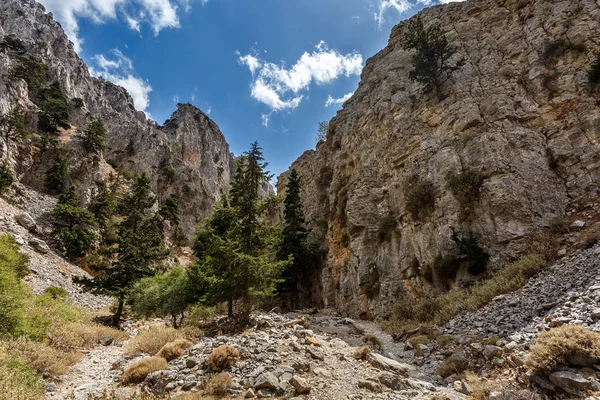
[362,334,382,348]
[437,354,468,378]
[465,372,499,400]
[122,356,168,384]
[205,372,232,396]
[353,346,372,360]
[126,326,184,356]
[207,345,239,372]
[2,337,82,375]
[407,334,431,347]
[525,325,600,374]
[96,390,216,400]
[156,338,193,361]
[47,322,128,350]
[384,253,547,334]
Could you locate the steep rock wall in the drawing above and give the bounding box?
[0,0,234,238]
[279,0,600,319]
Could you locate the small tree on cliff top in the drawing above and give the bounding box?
[402,16,466,101]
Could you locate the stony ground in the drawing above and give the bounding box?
[0,184,111,310]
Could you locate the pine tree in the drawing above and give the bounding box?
[51,186,97,259]
[277,169,310,309]
[191,142,287,324]
[402,16,466,101]
[82,118,106,154]
[75,173,168,327]
[45,153,68,193]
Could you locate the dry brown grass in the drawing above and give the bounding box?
[126,326,185,356]
[122,356,168,384]
[47,322,128,350]
[362,334,382,348]
[465,372,498,400]
[205,372,232,396]
[207,345,239,372]
[96,389,216,399]
[384,253,547,334]
[525,325,600,374]
[353,346,372,360]
[156,338,193,361]
[0,346,46,400]
[2,337,82,375]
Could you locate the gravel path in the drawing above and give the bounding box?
[46,342,132,400]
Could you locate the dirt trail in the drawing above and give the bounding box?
[46,341,132,400]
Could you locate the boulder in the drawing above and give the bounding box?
[549,371,591,395]
[290,376,311,394]
[253,372,279,390]
[16,213,37,231]
[28,238,49,254]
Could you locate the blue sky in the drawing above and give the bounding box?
[38,0,461,177]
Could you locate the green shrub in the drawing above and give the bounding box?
[45,153,68,193]
[161,160,176,182]
[0,161,15,193]
[451,229,488,275]
[378,214,396,242]
[0,35,26,54]
[0,349,45,400]
[173,226,188,247]
[405,175,435,220]
[128,266,192,328]
[1,106,28,137]
[13,55,48,95]
[43,287,68,300]
[0,235,30,279]
[341,232,350,248]
[72,98,84,108]
[82,118,106,154]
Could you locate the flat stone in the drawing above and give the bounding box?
[367,353,415,375]
[305,347,324,361]
[549,371,591,395]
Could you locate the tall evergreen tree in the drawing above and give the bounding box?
[51,186,97,259]
[82,118,106,154]
[277,169,309,309]
[191,142,287,324]
[76,173,168,327]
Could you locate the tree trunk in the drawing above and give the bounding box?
[113,296,124,328]
[171,314,178,329]
[228,298,233,318]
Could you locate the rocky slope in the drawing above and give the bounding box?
[0,0,235,239]
[278,0,600,319]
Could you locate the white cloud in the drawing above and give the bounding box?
[173,95,180,104]
[238,41,363,124]
[374,0,464,27]
[38,0,205,53]
[325,92,353,107]
[91,49,152,113]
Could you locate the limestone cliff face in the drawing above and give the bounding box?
[0,0,234,238]
[279,0,600,319]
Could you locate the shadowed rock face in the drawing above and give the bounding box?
[279,0,600,319]
[0,0,234,238]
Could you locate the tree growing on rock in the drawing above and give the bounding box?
[51,186,97,259]
[76,173,169,327]
[401,16,466,101]
[0,160,15,193]
[45,153,69,194]
[316,121,329,142]
[191,142,287,324]
[82,118,106,155]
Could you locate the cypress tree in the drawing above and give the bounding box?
[76,173,168,327]
[191,142,287,324]
[51,186,97,259]
[277,169,310,309]
[82,118,106,154]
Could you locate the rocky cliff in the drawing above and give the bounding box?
[0,0,234,239]
[278,0,600,319]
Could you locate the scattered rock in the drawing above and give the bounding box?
[28,238,49,254]
[290,376,311,394]
[253,372,279,390]
[357,380,382,393]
